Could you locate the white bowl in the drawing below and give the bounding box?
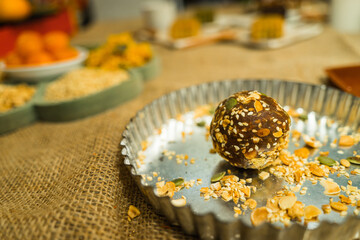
[0,46,88,82]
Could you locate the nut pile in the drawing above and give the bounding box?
[135,104,360,227]
[0,84,35,112]
[44,68,128,101]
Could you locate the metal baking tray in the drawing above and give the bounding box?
[121,80,360,240]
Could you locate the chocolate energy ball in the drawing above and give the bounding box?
[210,90,291,169]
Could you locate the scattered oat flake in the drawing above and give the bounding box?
[294,147,310,159]
[320,179,340,195]
[340,159,350,168]
[339,135,355,147]
[330,201,348,212]
[304,205,322,220]
[322,204,331,214]
[278,196,297,210]
[251,207,268,226]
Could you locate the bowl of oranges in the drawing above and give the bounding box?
[1,30,88,81]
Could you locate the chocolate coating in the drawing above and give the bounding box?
[210,90,291,169]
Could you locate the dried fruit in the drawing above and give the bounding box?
[211,171,226,183]
[250,207,268,226]
[244,150,257,159]
[304,205,322,220]
[171,177,185,187]
[318,156,336,167]
[225,98,237,112]
[339,135,355,147]
[294,147,310,159]
[320,179,340,195]
[257,128,270,137]
[347,156,360,165]
[278,196,297,210]
[273,130,283,138]
[128,205,141,220]
[330,201,348,212]
[254,100,263,112]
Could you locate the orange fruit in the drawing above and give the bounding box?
[4,51,22,67]
[16,31,44,58]
[43,31,70,53]
[0,0,31,21]
[52,47,78,61]
[26,51,54,65]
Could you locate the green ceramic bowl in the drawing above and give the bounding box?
[35,69,143,122]
[133,55,161,82]
[0,84,41,134]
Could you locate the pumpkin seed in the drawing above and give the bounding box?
[171,178,184,187]
[211,171,226,183]
[260,92,268,97]
[318,156,336,166]
[209,107,215,115]
[196,121,206,127]
[347,156,360,165]
[299,114,308,121]
[225,98,237,112]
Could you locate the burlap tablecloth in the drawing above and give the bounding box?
[1,19,360,239]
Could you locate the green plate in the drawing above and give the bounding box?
[0,84,41,134]
[133,55,161,82]
[35,69,143,122]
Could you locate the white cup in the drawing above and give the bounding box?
[331,0,360,33]
[142,0,176,33]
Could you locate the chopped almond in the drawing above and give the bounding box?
[250,207,268,226]
[171,196,187,207]
[259,171,270,180]
[244,150,257,159]
[128,205,141,220]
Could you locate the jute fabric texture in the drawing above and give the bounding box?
[1,23,360,239]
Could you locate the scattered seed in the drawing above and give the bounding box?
[278,196,297,210]
[171,178,184,187]
[347,156,360,165]
[225,98,238,112]
[299,114,308,121]
[196,121,206,127]
[318,156,336,166]
[211,171,226,183]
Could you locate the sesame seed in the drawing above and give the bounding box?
[248,112,254,116]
